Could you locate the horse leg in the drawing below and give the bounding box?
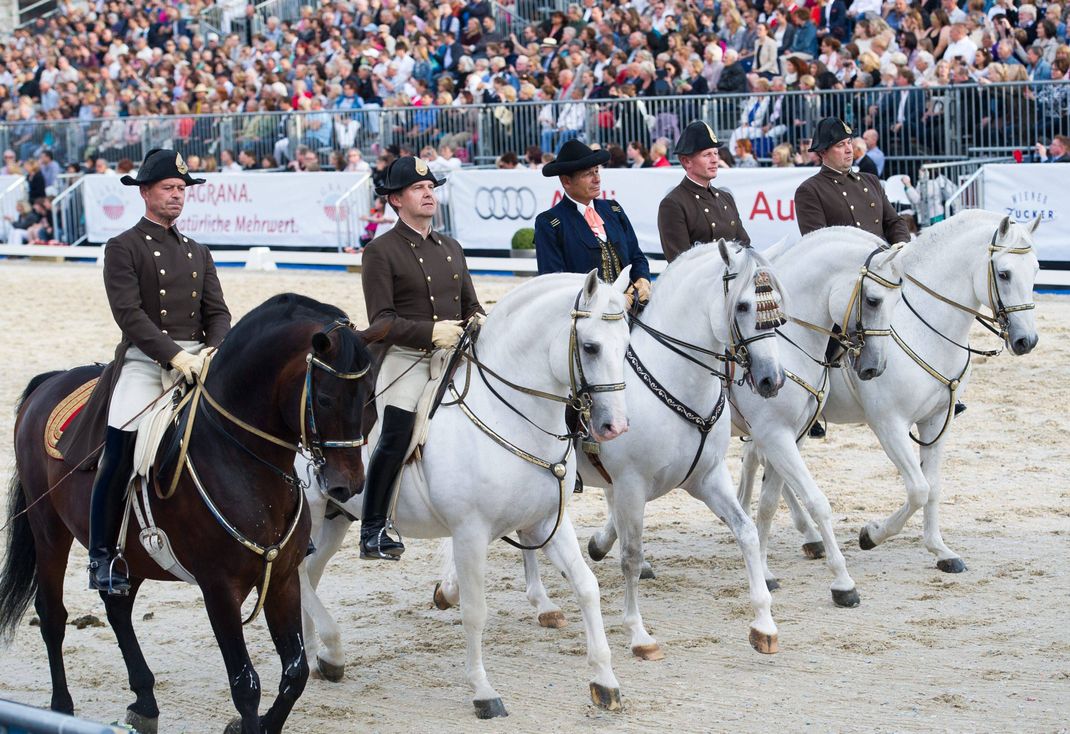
[858,422,932,552]
[753,468,785,591]
[301,514,351,681]
[432,540,461,610]
[101,579,160,734]
[32,526,75,714]
[691,461,778,654]
[201,583,262,734]
[521,549,567,628]
[259,572,309,734]
[917,419,965,572]
[762,436,859,607]
[736,439,762,511]
[530,514,622,712]
[451,531,506,718]
[609,480,660,659]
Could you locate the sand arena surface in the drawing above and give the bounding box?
[0,261,1067,733]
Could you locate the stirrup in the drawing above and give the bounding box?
[360,524,405,561]
[89,554,130,596]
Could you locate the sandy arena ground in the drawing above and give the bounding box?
[0,261,1068,734]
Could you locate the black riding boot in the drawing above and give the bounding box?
[360,406,416,561]
[88,427,137,595]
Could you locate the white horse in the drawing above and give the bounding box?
[740,211,1040,576]
[722,229,909,606]
[441,241,788,662]
[301,269,632,719]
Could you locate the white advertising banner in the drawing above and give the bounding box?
[446,167,816,253]
[84,172,368,247]
[982,164,1070,261]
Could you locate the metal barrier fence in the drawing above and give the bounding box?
[1,82,1066,175]
[0,698,131,733]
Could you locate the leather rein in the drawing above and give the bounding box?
[155,318,370,625]
[445,288,627,551]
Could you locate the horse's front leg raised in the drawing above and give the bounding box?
[917,416,966,573]
[102,579,160,734]
[521,549,568,628]
[858,418,932,553]
[259,570,310,734]
[527,513,622,711]
[690,461,778,654]
[451,530,507,719]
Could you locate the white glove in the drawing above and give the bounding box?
[169,350,199,384]
[431,320,464,349]
[468,311,487,328]
[192,346,216,375]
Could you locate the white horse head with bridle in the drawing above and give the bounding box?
[299,268,633,719]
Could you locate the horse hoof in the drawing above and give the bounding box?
[639,561,656,580]
[432,581,453,610]
[223,717,242,734]
[125,709,159,734]
[588,536,607,562]
[765,577,780,591]
[316,655,345,683]
[473,697,508,719]
[831,587,861,608]
[749,627,778,654]
[631,643,665,661]
[937,558,967,574]
[537,610,568,629]
[589,682,623,712]
[858,526,877,551]
[802,541,826,559]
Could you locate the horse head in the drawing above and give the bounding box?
[986,215,1040,356]
[849,241,908,381]
[574,267,632,442]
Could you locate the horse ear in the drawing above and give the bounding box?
[874,240,908,280]
[1030,215,1042,234]
[312,331,331,355]
[582,268,599,305]
[998,215,1012,239]
[717,238,732,266]
[612,264,633,293]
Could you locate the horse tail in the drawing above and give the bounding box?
[0,474,37,641]
[0,371,59,640]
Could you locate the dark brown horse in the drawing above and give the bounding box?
[0,293,377,734]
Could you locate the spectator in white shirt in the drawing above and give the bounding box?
[220,149,243,173]
[344,147,372,173]
[944,23,978,64]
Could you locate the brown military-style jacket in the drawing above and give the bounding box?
[658,176,751,263]
[56,217,231,465]
[794,166,911,244]
[361,219,484,350]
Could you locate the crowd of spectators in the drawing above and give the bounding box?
[2,0,1070,203]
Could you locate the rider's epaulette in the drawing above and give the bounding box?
[610,205,622,213]
[550,218,560,227]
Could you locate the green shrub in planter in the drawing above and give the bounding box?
[511,227,536,251]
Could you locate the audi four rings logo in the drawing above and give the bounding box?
[474,186,537,220]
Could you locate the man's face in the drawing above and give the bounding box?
[1052,138,1067,157]
[392,180,438,218]
[561,166,602,203]
[823,138,855,171]
[682,147,720,181]
[141,178,187,221]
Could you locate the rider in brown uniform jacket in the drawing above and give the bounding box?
[658,121,751,261]
[359,156,484,560]
[85,149,232,593]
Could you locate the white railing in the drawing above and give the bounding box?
[333,174,374,252]
[0,177,27,223]
[50,175,87,246]
[943,167,987,220]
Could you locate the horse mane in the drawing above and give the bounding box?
[216,293,369,372]
[907,210,1022,270]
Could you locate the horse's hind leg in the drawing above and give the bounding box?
[781,476,826,558]
[32,522,75,714]
[102,578,160,734]
[260,572,310,734]
[529,514,621,711]
[201,582,262,734]
[917,421,965,572]
[858,421,931,553]
[522,549,567,628]
[301,514,352,681]
[691,461,778,654]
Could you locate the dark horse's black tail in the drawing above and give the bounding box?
[0,370,60,640]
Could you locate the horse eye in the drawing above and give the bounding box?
[582,342,600,355]
[866,296,881,308]
[998,270,1011,281]
[736,302,750,313]
[316,395,333,408]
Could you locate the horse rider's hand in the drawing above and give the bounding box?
[170,350,199,384]
[628,278,652,304]
[468,311,487,328]
[192,346,216,376]
[432,320,465,349]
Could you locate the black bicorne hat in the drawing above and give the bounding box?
[674,121,720,156]
[374,156,445,197]
[120,148,206,186]
[541,140,611,177]
[810,117,854,153]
